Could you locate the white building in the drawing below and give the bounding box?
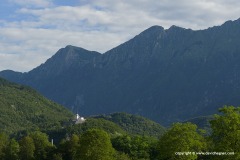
[74,113,86,124]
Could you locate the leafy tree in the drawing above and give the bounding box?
[96,112,166,137]
[112,135,154,160]
[130,136,151,159]
[148,140,159,160]
[209,106,240,159]
[114,151,131,160]
[58,134,79,160]
[112,135,132,155]
[157,122,206,160]
[68,134,79,159]
[30,131,52,160]
[19,136,35,160]
[5,139,20,160]
[75,129,115,160]
[52,153,63,160]
[0,133,8,159]
[66,118,126,136]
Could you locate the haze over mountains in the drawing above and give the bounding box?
[1,18,240,125]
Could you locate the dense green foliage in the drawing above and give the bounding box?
[67,118,126,135]
[209,106,240,159]
[157,123,207,160]
[47,113,165,144]
[0,77,238,160]
[184,115,214,135]
[30,131,53,160]
[58,134,79,160]
[0,133,8,159]
[0,106,239,160]
[76,129,115,160]
[0,78,238,159]
[5,139,20,160]
[95,112,166,137]
[19,136,35,160]
[112,135,157,160]
[0,78,73,134]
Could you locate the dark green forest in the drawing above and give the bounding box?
[0,106,239,160]
[0,78,73,134]
[0,78,239,159]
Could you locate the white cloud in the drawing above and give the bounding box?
[8,0,53,8]
[0,27,127,71]
[83,0,240,29]
[1,0,240,72]
[0,53,44,72]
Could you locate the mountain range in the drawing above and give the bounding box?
[1,18,240,125]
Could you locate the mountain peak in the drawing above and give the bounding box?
[64,45,89,52]
[168,25,182,29]
[139,25,165,36]
[146,25,164,31]
[28,45,101,76]
[167,25,191,32]
[221,18,240,27]
[60,45,101,63]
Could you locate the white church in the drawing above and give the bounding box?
[73,113,86,124]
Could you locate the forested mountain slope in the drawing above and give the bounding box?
[0,78,73,134]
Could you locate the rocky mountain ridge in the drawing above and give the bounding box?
[1,18,240,125]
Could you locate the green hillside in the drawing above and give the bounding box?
[0,78,73,134]
[94,112,166,137]
[0,77,165,139]
[184,115,214,134]
[49,113,166,144]
[66,118,126,135]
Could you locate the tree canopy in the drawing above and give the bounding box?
[0,106,239,160]
[157,122,207,160]
[209,106,240,159]
[76,129,115,160]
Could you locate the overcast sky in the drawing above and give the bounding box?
[1,0,240,72]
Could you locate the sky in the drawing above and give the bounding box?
[1,0,240,72]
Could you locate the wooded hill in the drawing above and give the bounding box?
[0,78,73,134]
[0,77,166,140]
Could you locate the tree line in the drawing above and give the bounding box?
[0,106,239,160]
